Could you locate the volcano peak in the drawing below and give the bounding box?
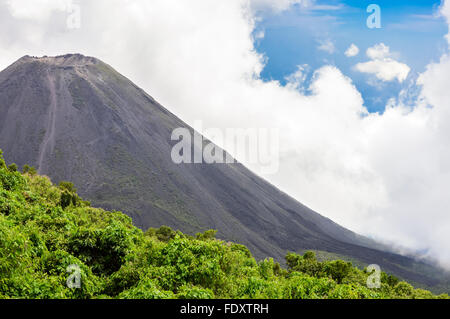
[17,53,99,67]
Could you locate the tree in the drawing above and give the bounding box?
[60,190,73,209]
[196,230,217,241]
[394,282,414,297]
[303,251,317,261]
[0,150,5,168]
[22,164,37,175]
[148,225,177,242]
[324,260,352,284]
[58,181,81,208]
[382,272,399,287]
[7,163,17,172]
[59,181,77,193]
[286,252,301,270]
[286,252,324,278]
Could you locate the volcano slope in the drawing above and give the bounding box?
[0,54,448,291]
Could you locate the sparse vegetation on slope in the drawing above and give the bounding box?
[0,150,448,299]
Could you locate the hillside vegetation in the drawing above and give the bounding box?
[0,150,448,299]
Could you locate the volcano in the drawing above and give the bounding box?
[0,54,447,290]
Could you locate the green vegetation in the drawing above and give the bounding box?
[0,149,448,299]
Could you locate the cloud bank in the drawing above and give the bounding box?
[1,0,450,268]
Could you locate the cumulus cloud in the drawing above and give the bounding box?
[366,43,390,59]
[355,43,410,83]
[345,43,359,57]
[1,0,450,269]
[356,59,411,83]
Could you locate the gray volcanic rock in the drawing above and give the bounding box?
[0,54,448,290]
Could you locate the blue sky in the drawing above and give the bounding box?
[255,0,448,112]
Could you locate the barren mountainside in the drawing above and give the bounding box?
[0,54,448,291]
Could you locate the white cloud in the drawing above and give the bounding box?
[254,30,265,40]
[1,0,450,269]
[284,64,309,92]
[345,43,359,57]
[317,38,335,54]
[310,4,343,11]
[250,0,312,12]
[440,0,450,44]
[5,0,68,21]
[366,43,390,60]
[355,43,410,83]
[356,59,411,83]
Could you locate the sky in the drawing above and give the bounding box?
[1,0,450,269]
[256,0,448,112]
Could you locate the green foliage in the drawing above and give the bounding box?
[324,260,353,284]
[196,229,217,241]
[176,285,214,299]
[286,251,324,278]
[22,164,37,175]
[59,181,77,193]
[0,148,448,299]
[145,225,178,242]
[0,167,25,191]
[394,281,414,298]
[58,181,82,209]
[0,150,5,169]
[382,272,400,287]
